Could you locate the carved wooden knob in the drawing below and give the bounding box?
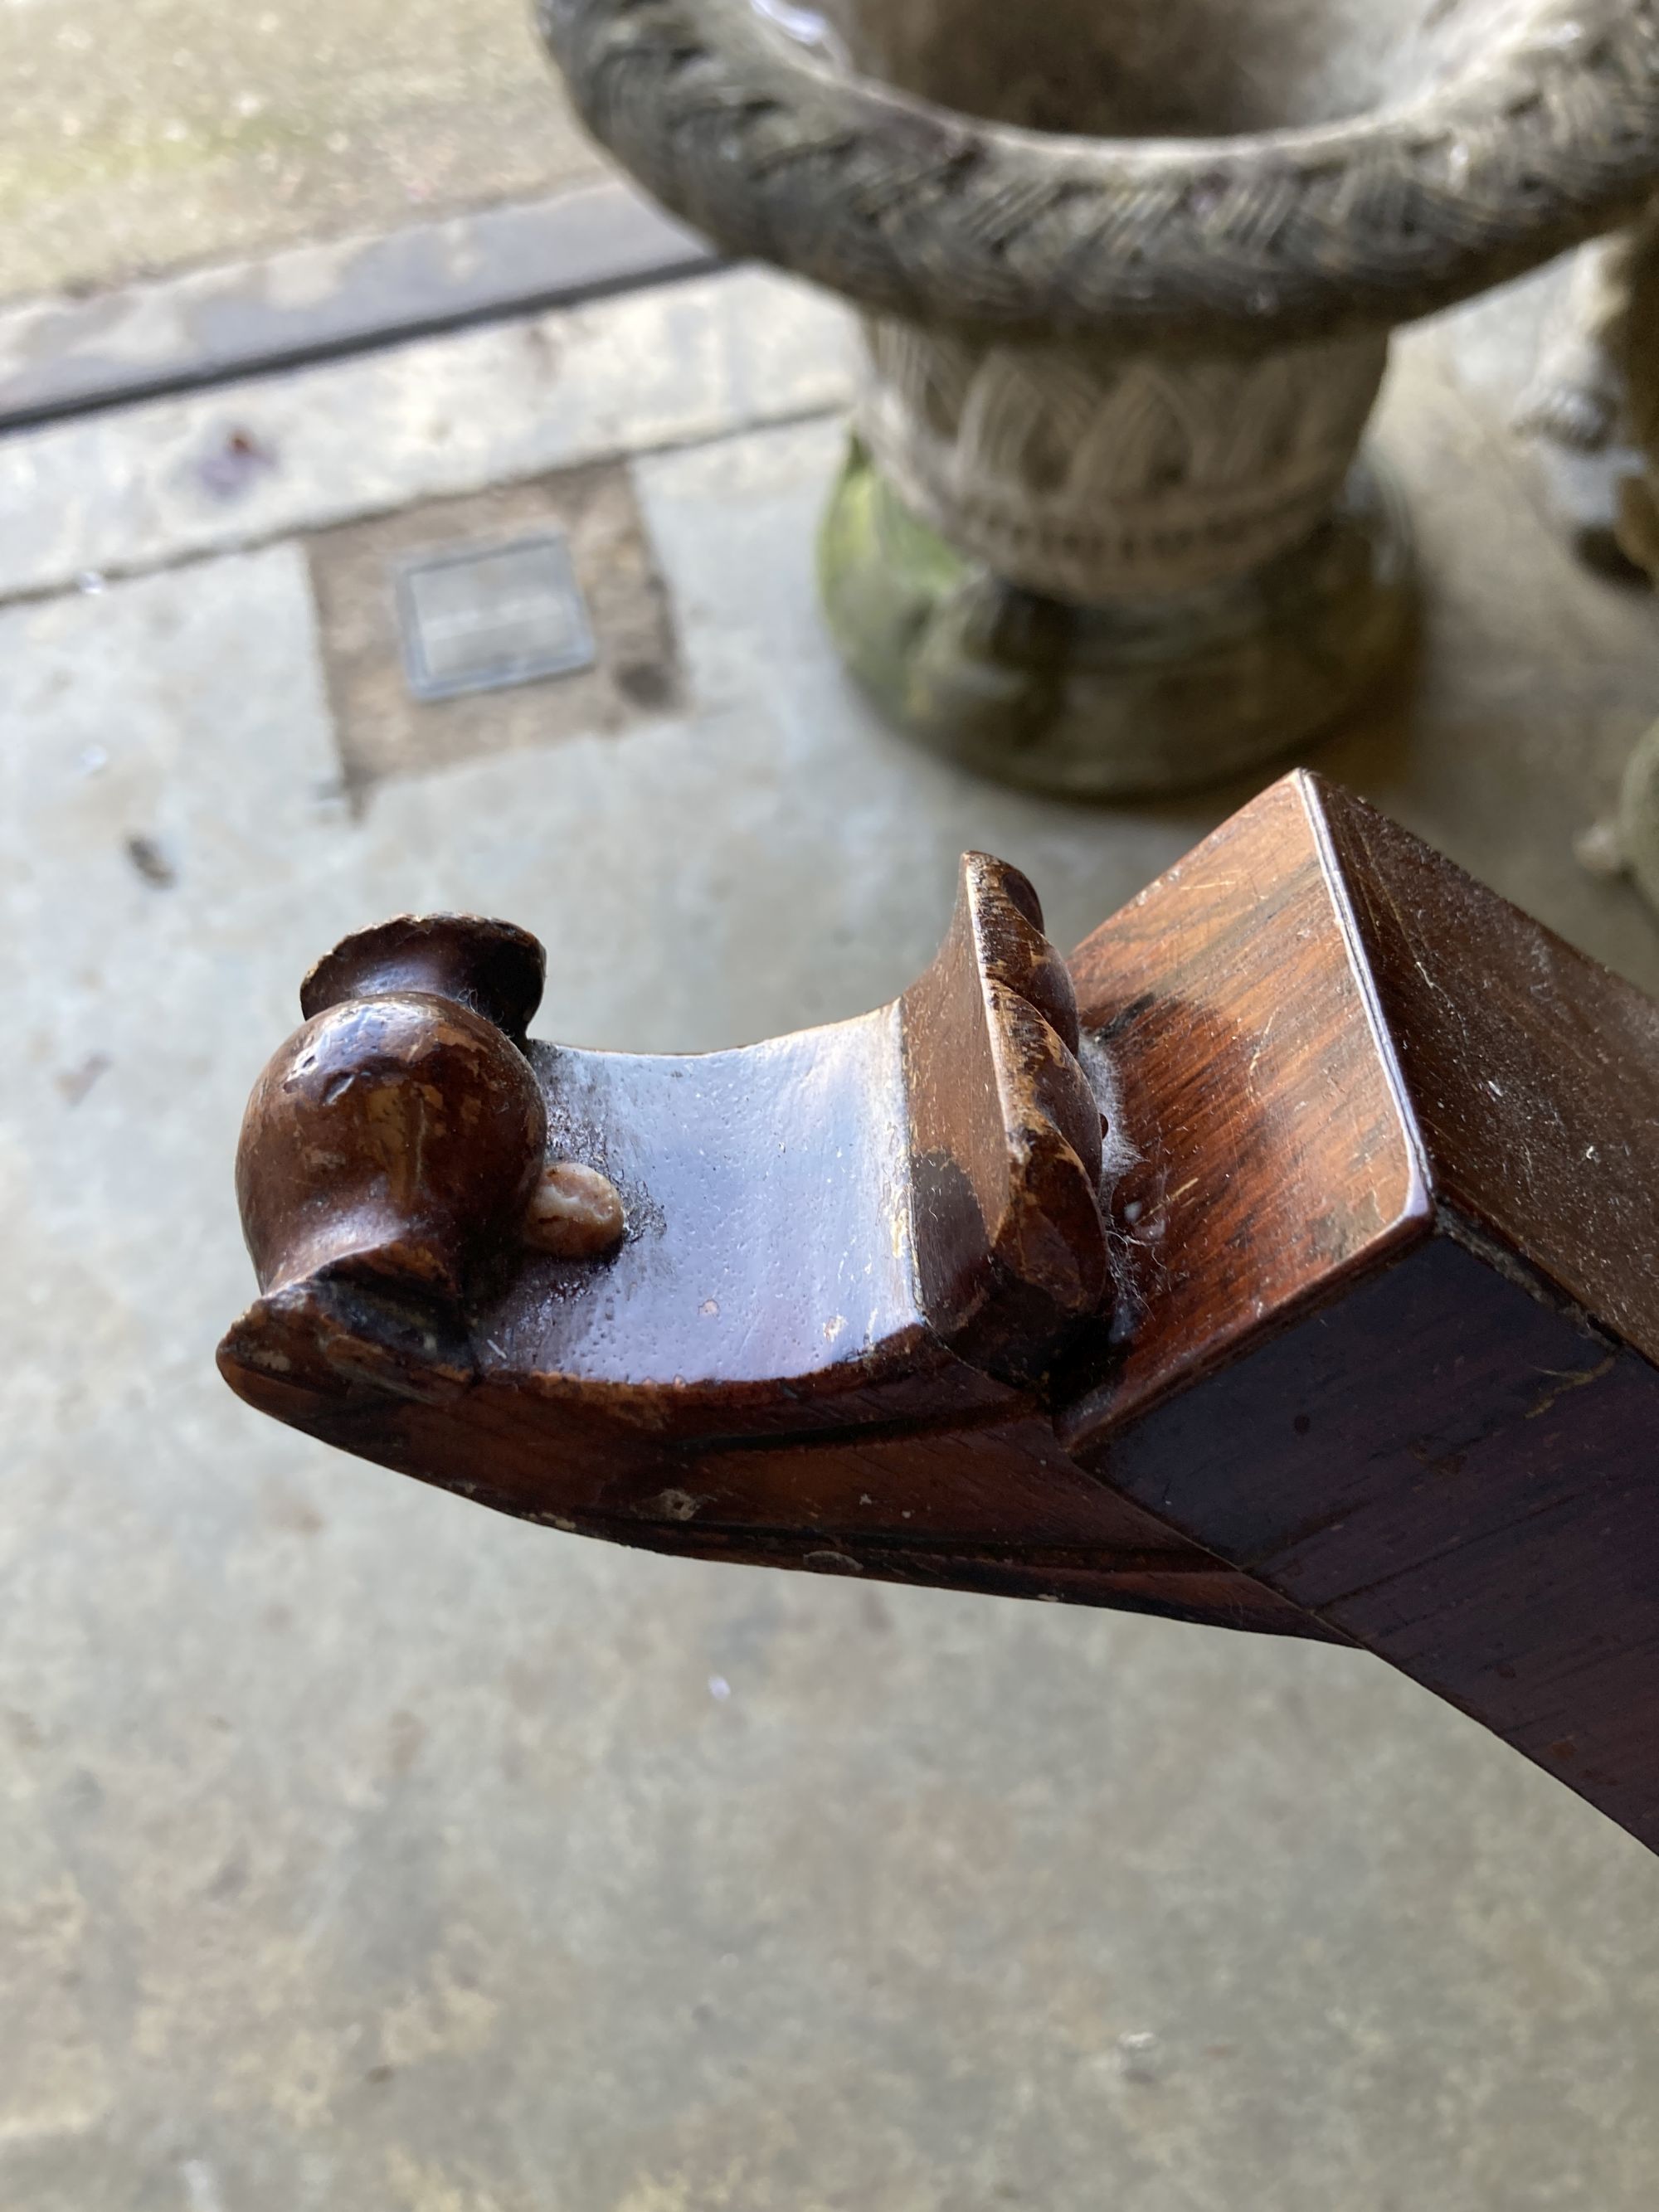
[236,915,549,1305]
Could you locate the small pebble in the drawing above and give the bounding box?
[1575,819,1626,879]
[523,1159,625,1259]
[124,832,176,888]
[1116,2030,1162,2083]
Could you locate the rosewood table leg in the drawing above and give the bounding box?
[221,772,1659,1854]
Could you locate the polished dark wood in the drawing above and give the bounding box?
[1063,780,1659,1849]
[221,773,1659,1851]
[236,913,548,1307]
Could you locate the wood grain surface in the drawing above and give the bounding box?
[1061,772,1430,1446]
[1064,775,1659,1850]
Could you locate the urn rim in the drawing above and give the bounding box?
[540,0,1659,338]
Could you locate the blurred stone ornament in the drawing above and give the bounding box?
[1616,211,1659,586]
[1517,202,1659,578]
[1578,715,1659,919]
[539,0,1659,795]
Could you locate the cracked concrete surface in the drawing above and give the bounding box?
[2,264,1659,2209]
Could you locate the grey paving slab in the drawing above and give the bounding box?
[0,267,852,605]
[3,279,1659,2212]
[0,184,717,430]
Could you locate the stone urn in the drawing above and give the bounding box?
[540,0,1659,796]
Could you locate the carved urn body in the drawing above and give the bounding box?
[541,0,1659,795]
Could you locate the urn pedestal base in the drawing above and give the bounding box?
[819,439,1415,800]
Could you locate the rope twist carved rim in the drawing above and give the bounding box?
[539,0,1659,343]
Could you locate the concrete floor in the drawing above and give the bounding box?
[0,0,605,304]
[5,261,1659,2210]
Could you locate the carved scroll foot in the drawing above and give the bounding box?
[222,778,1659,1853]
